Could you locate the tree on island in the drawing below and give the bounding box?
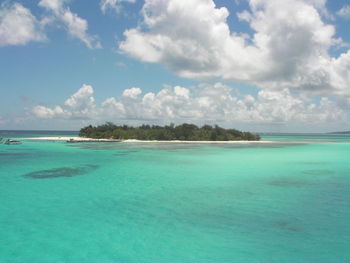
[79,122,260,141]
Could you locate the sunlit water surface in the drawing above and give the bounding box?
[1,131,350,263]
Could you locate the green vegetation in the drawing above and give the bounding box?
[79,122,260,141]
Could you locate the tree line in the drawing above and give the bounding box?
[79,122,260,141]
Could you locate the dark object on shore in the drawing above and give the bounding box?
[79,122,260,141]
[66,138,121,143]
[4,139,22,145]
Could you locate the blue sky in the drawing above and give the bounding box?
[1,0,350,132]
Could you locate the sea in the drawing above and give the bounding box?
[1,130,349,263]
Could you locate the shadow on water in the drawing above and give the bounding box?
[23,164,99,179]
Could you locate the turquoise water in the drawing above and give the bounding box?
[1,132,350,262]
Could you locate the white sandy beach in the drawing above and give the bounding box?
[23,136,273,143]
[122,139,273,143]
[23,137,117,142]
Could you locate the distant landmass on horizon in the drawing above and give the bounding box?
[329,131,350,134]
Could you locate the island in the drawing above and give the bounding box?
[79,122,260,141]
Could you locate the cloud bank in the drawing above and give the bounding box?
[32,83,346,129]
[1,0,349,130]
[119,0,350,100]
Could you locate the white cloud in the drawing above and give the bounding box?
[33,84,96,120]
[64,84,95,108]
[119,0,350,100]
[122,87,142,98]
[38,0,66,13]
[31,83,346,128]
[62,84,97,119]
[337,5,350,19]
[39,0,101,49]
[100,0,136,14]
[32,105,67,119]
[0,2,46,46]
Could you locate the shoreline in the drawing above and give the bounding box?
[23,137,118,142]
[22,136,272,143]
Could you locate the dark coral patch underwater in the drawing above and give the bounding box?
[274,220,301,233]
[23,165,99,179]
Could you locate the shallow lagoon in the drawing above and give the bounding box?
[1,132,350,262]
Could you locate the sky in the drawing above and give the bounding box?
[1,0,350,132]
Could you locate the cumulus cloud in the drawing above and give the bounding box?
[32,84,97,120]
[32,105,67,119]
[337,5,350,20]
[119,0,350,99]
[0,2,46,46]
[64,84,95,109]
[39,0,101,49]
[122,87,142,99]
[100,0,136,14]
[31,83,346,128]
